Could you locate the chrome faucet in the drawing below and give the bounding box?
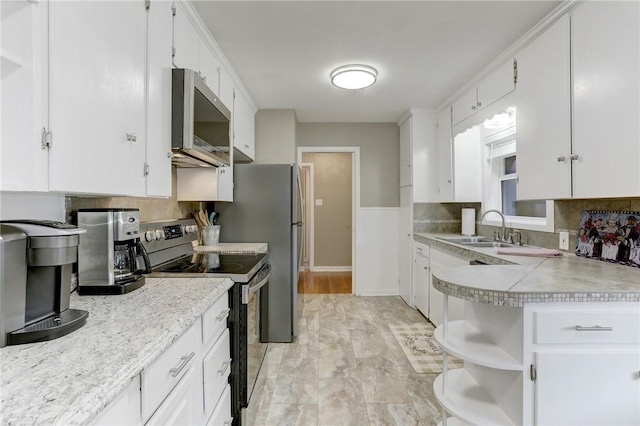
[480,209,506,242]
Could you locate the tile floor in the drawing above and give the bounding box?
[246,294,443,425]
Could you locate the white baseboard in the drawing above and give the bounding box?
[310,266,352,272]
[357,289,401,297]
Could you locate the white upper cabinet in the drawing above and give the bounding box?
[452,59,515,125]
[571,0,640,198]
[146,0,174,197]
[399,117,412,187]
[399,110,438,201]
[172,3,220,96]
[436,107,453,202]
[233,88,256,161]
[1,0,48,192]
[515,14,572,200]
[172,3,199,72]
[453,125,482,202]
[48,0,147,195]
[218,66,235,113]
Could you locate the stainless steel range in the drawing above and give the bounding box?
[140,218,270,426]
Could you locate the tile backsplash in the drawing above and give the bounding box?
[415,198,640,251]
[65,169,202,223]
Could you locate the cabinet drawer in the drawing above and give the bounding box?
[415,242,429,259]
[202,293,230,347]
[534,309,640,344]
[203,329,231,418]
[142,320,201,421]
[207,384,232,426]
[146,366,200,426]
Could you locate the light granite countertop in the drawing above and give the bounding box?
[194,242,268,254]
[415,233,640,306]
[0,277,233,425]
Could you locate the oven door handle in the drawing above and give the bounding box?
[249,264,271,295]
[242,264,271,304]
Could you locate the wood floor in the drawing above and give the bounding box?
[298,270,352,294]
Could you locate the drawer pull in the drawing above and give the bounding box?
[575,325,613,332]
[216,308,231,322]
[169,351,195,377]
[223,417,234,426]
[218,358,232,375]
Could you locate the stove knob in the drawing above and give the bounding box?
[155,229,164,240]
[144,230,155,242]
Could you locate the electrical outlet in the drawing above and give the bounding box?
[559,231,569,250]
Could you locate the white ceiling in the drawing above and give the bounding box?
[193,1,561,123]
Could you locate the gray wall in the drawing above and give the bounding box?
[302,152,352,267]
[254,109,297,164]
[297,123,400,207]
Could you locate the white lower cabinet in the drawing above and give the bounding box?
[207,385,232,426]
[433,300,640,425]
[202,330,231,419]
[146,366,201,426]
[90,376,142,426]
[413,242,430,317]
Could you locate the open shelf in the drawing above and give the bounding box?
[434,369,515,425]
[434,321,522,370]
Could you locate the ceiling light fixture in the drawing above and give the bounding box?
[330,64,377,90]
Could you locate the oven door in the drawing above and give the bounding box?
[241,263,271,412]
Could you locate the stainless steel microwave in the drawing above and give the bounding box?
[171,68,231,168]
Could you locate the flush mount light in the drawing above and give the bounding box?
[330,64,377,90]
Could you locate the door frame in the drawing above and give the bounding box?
[297,146,360,295]
[300,162,314,271]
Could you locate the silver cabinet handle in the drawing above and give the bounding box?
[244,144,249,149]
[477,101,482,107]
[218,358,232,375]
[570,154,579,161]
[126,132,137,142]
[216,308,231,322]
[223,417,234,426]
[575,325,613,332]
[169,351,195,377]
[557,156,566,162]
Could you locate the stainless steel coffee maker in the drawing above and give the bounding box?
[0,220,89,347]
[76,208,150,295]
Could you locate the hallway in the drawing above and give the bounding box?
[298,271,352,294]
[245,293,442,425]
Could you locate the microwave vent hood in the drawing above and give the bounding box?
[172,68,231,168]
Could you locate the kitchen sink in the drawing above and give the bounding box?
[461,241,516,248]
[437,236,491,243]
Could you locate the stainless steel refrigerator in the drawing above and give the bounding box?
[216,164,303,343]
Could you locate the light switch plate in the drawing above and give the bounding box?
[559,231,569,250]
[315,199,323,206]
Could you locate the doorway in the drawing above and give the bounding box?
[297,147,360,295]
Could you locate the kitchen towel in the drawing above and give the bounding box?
[461,208,476,236]
[495,247,563,257]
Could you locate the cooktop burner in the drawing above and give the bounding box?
[152,253,268,281]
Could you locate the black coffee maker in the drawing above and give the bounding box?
[0,220,89,346]
[76,208,151,295]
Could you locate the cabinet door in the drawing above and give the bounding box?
[1,0,48,191]
[218,66,235,113]
[535,351,640,425]
[217,167,234,202]
[199,38,220,94]
[515,15,571,200]
[146,367,200,426]
[48,1,146,195]
[453,125,481,202]
[436,107,453,202]
[399,117,412,187]
[477,59,515,111]
[90,376,142,426]
[413,244,430,317]
[146,0,173,197]
[172,3,199,71]
[451,86,477,125]
[399,186,413,307]
[571,1,640,198]
[233,88,256,161]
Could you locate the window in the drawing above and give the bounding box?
[481,107,554,232]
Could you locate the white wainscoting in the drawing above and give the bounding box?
[355,207,400,296]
